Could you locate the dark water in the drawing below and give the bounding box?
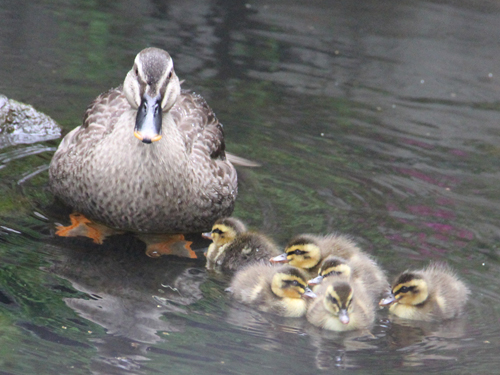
[1,0,500,374]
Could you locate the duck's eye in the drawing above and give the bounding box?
[167,71,173,79]
[134,67,139,75]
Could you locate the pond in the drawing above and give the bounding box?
[1,0,500,374]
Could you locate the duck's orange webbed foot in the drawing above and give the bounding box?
[55,213,120,244]
[141,234,197,259]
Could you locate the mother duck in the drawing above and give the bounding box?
[49,47,237,234]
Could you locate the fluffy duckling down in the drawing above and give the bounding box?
[204,217,280,272]
[228,264,316,317]
[271,233,386,284]
[379,263,470,321]
[308,255,388,303]
[307,278,375,331]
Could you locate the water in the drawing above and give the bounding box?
[1,0,500,374]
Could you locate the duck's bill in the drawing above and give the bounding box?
[339,309,350,324]
[201,232,212,240]
[308,275,323,286]
[134,93,162,143]
[302,287,317,300]
[269,253,289,263]
[379,294,396,306]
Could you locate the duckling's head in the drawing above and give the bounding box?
[323,281,354,324]
[123,47,181,143]
[203,217,247,247]
[271,266,317,300]
[379,272,429,307]
[309,256,351,286]
[270,236,321,270]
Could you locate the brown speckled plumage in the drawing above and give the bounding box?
[49,48,237,233]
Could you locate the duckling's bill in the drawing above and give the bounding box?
[308,275,323,286]
[134,93,163,143]
[338,309,350,324]
[270,253,289,263]
[302,287,317,299]
[201,231,212,240]
[379,294,396,306]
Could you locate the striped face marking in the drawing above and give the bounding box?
[391,273,428,306]
[319,259,351,279]
[283,242,321,269]
[271,267,313,299]
[209,224,238,247]
[324,282,354,323]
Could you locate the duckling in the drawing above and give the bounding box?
[228,264,316,317]
[307,279,375,331]
[308,255,388,302]
[204,217,281,272]
[271,234,386,284]
[379,263,470,321]
[308,256,352,285]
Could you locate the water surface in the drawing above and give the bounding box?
[1,0,500,374]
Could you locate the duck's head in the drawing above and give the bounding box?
[379,272,429,307]
[123,47,181,144]
[271,266,317,300]
[308,256,351,286]
[323,281,354,324]
[202,217,247,248]
[270,236,321,270]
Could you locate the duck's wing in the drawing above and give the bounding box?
[172,91,227,163]
[56,87,128,154]
[173,90,259,168]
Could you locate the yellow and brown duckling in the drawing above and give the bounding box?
[308,256,352,286]
[271,234,386,284]
[204,217,281,272]
[228,264,317,317]
[379,263,470,321]
[306,279,375,331]
[308,255,388,302]
[270,234,364,277]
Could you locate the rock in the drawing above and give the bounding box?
[0,94,61,148]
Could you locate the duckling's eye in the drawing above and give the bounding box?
[399,286,410,293]
[325,270,341,277]
[290,249,306,256]
[291,280,299,287]
[328,295,338,305]
[212,228,224,235]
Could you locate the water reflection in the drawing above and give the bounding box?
[384,316,468,367]
[41,236,207,374]
[48,236,206,343]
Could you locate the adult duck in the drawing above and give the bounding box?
[49,47,238,235]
